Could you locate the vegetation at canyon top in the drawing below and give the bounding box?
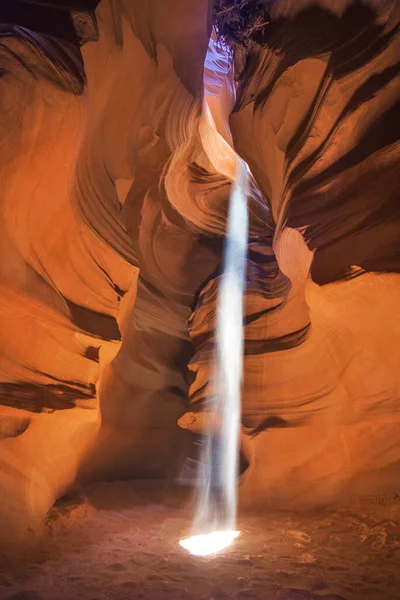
[213,0,273,53]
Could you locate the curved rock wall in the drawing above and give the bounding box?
[228,0,400,506]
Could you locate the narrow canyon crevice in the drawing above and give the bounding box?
[0,0,399,562]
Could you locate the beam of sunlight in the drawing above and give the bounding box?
[180,158,249,556]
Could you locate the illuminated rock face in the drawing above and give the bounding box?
[228,1,400,506]
[0,0,399,539]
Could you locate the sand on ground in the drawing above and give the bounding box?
[0,481,399,600]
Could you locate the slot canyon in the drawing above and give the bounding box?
[0,0,399,598]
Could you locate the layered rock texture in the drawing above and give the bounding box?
[0,0,399,541]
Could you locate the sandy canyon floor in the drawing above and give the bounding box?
[0,481,399,600]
